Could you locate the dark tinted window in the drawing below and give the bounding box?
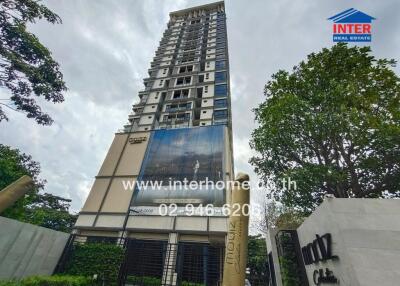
[215,61,226,70]
[215,72,227,83]
[215,84,227,97]
[214,99,227,108]
[214,110,228,119]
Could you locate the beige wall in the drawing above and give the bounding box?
[200,109,213,120]
[147,92,161,104]
[74,214,96,227]
[203,84,215,98]
[100,177,136,213]
[79,132,149,216]
[95,214,126,229]
[201,98,213,108]
[81,178,110,212]
[139,114,154,125]
[115,133,150,176]
[98,134,128,176]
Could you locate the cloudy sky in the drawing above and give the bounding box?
[1,0,399,231]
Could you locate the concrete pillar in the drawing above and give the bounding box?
[162,233,179,286]
[0,176,33,213]
[222,173,250,286]
[117,231,126,246]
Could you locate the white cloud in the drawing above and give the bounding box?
[1,0,399,227]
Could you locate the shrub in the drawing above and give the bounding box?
[126,276,161,285]
[61,243,124,286]
[0,275,93,286]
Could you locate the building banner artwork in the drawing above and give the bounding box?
[130,125,226,208]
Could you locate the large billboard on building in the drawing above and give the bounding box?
[130,125,226,208]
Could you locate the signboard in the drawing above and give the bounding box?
[130,125,226,207]
[301,233,339,285]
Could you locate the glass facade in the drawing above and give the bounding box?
[132,125,225,206]
[215,84,227,97]
[215,60,226,70]
[214,110,228,120]
[215,72,226,83]
[214,98,227,108]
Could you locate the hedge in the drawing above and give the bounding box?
[61,242,124,285]
[0,275,93,286]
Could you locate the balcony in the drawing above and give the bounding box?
[157,120,191,130]
[119,122,139,133]
[165,103,191,113]
[132,99,147,108]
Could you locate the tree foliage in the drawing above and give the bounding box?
[0,0,67,125]
[0,144,76,232]
[251,44,400,213]
[247,235,268,285]
[258,200,305,233]
[62,243,125,286]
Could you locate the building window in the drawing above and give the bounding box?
[216,60,226,70]
[163,68,167,74]
[206,62,210,68]
[159,79,164,86]
[215,72,226,83]
[176,113,190,121]
[181,52,195,63]
[214,109,228,120]
[176,76,191,85]
[166,102,191,112]
[205,73,209,80]
[163,114,173,121]
[215,84,227,97]
[214,99,227,108]
[204,86,209,93]
[165,113,190,121]
[178,65,193,74]
[173,89,189,99]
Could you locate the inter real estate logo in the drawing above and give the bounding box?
[328,8,376,42]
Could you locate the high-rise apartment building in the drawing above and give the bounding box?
[73,2,234,285]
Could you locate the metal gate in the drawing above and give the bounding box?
[118,239,168,285]
[176,242,224,286]
[119,240,224,286]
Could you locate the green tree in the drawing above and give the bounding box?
[247,235,267,285]
[0,144,76,232]
[251,44,400,213]
[0,0,67,125]
[259,200,305,232]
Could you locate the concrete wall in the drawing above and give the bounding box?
[297,198,400,286]
[0,217,69,279]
